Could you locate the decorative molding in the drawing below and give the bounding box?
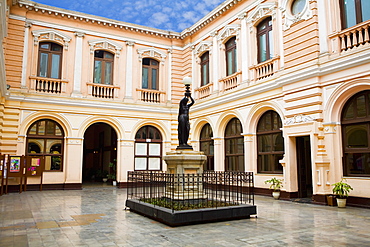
[137,47,167,63]
[88,39,123,57]
[194,41,212,56]
[322,122,339,134]
[280,0,313,30]
[218,24,240,42]
[284,114,315,125]
[32,28,72,50]
[246,2,277,25]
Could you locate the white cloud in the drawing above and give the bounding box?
[151,12,170,26]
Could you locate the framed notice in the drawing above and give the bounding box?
[31,158,40,167]
[10,157,21,173]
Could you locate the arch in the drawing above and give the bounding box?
[246,102,284,133]
[88,39,122,57]
[130,120,170,141]
[78,116,124,140]
[19,112,72,137]
[215,111,244,137]
[192,117,215,141]
[218,24,240,43]
[324,79,370,123]
[246,2,277,25]
[194,41,212,56]
[137,47,167,63]
[32,29,72,49]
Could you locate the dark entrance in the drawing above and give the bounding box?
[82,123,117,183]
[296,136,313,198]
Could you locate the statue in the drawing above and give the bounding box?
[177,91,194,149]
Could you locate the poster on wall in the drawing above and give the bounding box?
[10,157,21,173]
[31,158,40,167]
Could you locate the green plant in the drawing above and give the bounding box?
[265,177,283,191]
[332,179,353,198]
[107,160,116,180]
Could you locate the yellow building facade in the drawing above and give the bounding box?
[1,0,370,206]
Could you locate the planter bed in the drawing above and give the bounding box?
[126,199,257,226]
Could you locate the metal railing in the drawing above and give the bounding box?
[127,171,254,212]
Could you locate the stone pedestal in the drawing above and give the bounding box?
[163,150,207,200]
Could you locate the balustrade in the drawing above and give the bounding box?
[219,71,241,92]
[87,83,118,99]
[250,57,279,82]
[136,88,165,103]
[30,77,68,94]
[195,83,213,99]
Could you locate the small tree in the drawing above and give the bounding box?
[265,177,283,191]
[332,179,353,199]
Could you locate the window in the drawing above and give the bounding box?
[135,126,162,170]
[257,110,284,173]
[94,50,114,85]
[200,52,210,86]
[340,0,370,29]
[200,123,214,170]
[26,119,64,171]
[225,37,237,76]
[142,58,159,90]
[342,90,370,176]
[291,0,306,15]
[225,118,244,171]
[38,42,62,79]
[257,17,273,63]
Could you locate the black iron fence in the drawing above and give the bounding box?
[127,171,254,211]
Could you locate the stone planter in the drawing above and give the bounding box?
[272,191,280,199]
[336,198,347,208]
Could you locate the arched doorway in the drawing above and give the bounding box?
[200,123,214,171]
[82,123,117,183]
[224,117,244,171]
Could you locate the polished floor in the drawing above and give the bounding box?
[1,183,370,247]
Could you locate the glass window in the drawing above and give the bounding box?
[291,0,306,15]
[225,37,237,76]
[26,119,64,171]
[257,17,273,63]
[142,58,159,90]
[200,52,210,86]
[134,126,162,170]
[257,110,284,173]
[342,90,370,176]
[93,50,114,85]
[38,42,62,79]
[200,123,214,170]
[224,118,244,171]
[340,0,370,29]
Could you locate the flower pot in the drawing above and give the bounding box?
[272,191,280,199]
[102,178,108,183]
[112,181,117,186]
[336,198,347,208]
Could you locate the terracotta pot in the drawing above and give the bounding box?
[272,191,280,199]
[336,198,347,208]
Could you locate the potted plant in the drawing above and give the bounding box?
[108,160,117,186]
[265,177,283,199]
[332,179,353,208]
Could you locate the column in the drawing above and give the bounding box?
[242,133,254,172]
[64,137,84,184]
[21,21,32,89]
[167,49,172,102]
[211,31,219,92]
[212,137,224,171]
[239,16,249,83]
[125,41,135,99]
[72,32,85,96]
[317,0,329,54]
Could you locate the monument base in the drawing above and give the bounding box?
[164,149,206,174]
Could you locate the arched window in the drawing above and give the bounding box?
[94,50,114,85]
[225,37,237,76]
[340,0,370,30]
[257,110,284,173]
[135,126,162,170]
[26,119,64,171]
[342,90,370,176]
[142,58,159,90]
[225,118,244,171]
[200,123,214,170]
[200,52,210,87]
[38,42,63,79]
[257,17,273,63]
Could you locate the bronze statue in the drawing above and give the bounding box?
[177,92,194,149]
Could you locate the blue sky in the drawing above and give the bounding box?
[33,0,225,32]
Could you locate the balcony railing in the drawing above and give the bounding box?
[250,57,280,82]
[29,76,68,94]
[329,20,370,53]
[87,83,119,99]
[219,71,241,92]
[195,83,213,99]
[137,88,165,103]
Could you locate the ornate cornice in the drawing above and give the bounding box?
[88,39,123,57]
[194,41,212,56]
[32,28,72,49]
[137,47,167,63]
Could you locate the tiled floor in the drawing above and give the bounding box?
[1,184,370,246]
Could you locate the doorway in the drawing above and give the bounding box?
[296,136,313,198]
[82,123,117,184]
